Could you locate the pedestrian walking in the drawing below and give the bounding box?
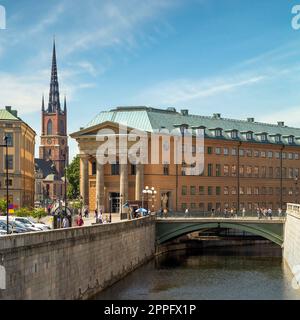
[84,206,89,218]
[242,208,246,218]
[76,214,84,227]
[278,208,282,218]
[185,208,190,218]
[257,207,261,220]
[268,208,273,220]
[62,216,70,228]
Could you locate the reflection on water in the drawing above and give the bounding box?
[95,243,300,300]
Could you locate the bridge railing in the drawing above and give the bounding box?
[156,211,286,220]
[287,203,300,217]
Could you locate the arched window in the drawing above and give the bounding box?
[47,120,53,135]
[60,120,64,134]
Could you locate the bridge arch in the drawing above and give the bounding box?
[156,221,284,247]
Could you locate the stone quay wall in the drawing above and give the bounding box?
[0,216,156,300]
[284,204,300,287]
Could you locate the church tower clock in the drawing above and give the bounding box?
[39,40,69,178]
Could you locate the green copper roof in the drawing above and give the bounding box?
[83,106,300,146]
[0,109,20,121]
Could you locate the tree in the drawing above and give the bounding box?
[0,199,7,215]
[66,155,80,200]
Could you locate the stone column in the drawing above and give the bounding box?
[80,155,89,206]
[120,163,128,215]
[135,164,144,201]
[96,161,105,212]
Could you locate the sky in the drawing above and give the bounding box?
[1,0,300,160]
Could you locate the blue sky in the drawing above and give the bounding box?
[1,0,300,159]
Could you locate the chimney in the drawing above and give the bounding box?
[181,109,189,116]
[247,118,255,123]
[5,106,18,117]
[278,121,285,127]
[213,113,221,119]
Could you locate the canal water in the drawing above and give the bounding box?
[95,243,300,300]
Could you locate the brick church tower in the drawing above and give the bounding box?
[39,40,69,178]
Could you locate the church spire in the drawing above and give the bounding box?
[42,94,45,112]
[48,38,61,113]
[64,95,67,113]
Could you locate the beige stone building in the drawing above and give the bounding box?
[71,106,300,215]
[0,106,36,209]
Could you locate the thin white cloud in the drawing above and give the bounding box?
[136,75,266,105]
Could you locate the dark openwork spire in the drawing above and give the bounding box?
[47,39,61,113]
[64,95,67,113]
[42,94,45,112]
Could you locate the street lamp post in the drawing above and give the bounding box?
[1,136,9,234]
[142,186,157,213]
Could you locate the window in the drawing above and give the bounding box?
[131,164,136,175]
[254,166,259,177]
[275,135,281,143]
[216,164,221,177]
[247,187,252,195]
[282,168,286,178]
[295,154,299,160]
[231,130,238,139]
[190,186,196,196]
[246,132,253,140]
[224,148,229,156]
[246,150,252,157]
[289,188,293,196]
[92,161,96,175]
[254,150,259,157]
[216,187,221,196]
[261,134,268,142]
[232,187,237,195]
[5,155,13,170]
[294,168,299,178]
[215,129,222,137]
[246,166,252,177]
[282,153,286,159]
[289,153,293,160]
[276,188,281,196]
[275,167,281,178]
[5,133,13,147]
[232,148,237,156]
[215,147,221,155]
[181,203,187,210]
[232,165,237,177]
[268,167,273,178]
[261,166,266,178]
[254,187,259,195]
[224,165,229,176]
[182,186,187,196]
[289,168,294,179]
[208,203,213,212]
[261,187,267,195]
[163,164,169,176]
[111,162,120,176]
[269,187,273,195]
[224,187,229,195]
[275,152,280,159]
[47,120,53,135]
[288,136,295,144]
[261,151,266,158]
[208,187,213,195]
[239,149,244,156]
[5,179,13,187]
[199,186,205,195]
[240,187,245,195]
[207,147,213,155]
[60,120,65,134]
[268,151,273,158]
[239,166,244,177]
[208,164,213,177]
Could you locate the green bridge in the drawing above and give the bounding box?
[156,217,285,247]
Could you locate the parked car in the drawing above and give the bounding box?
[0,229,7,236]
[0,218,28,234]
[0,221,13,234]
[12,217,43,231]
[26,217,51,231]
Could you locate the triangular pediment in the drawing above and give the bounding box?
[70,121,148,138]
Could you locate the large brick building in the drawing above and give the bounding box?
[71,106,300,214]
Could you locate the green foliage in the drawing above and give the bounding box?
[31,208,47,221]
[15,207,32,217]
[71,201,82,210]
[66,155,80,200]
[0,199,7,214]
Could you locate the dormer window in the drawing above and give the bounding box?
[288,136,295,144]
[215,129,222,137]
[246,132,253,140]
[231,130,238,139]
[275,135,281,143]
[261,134,268,142]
